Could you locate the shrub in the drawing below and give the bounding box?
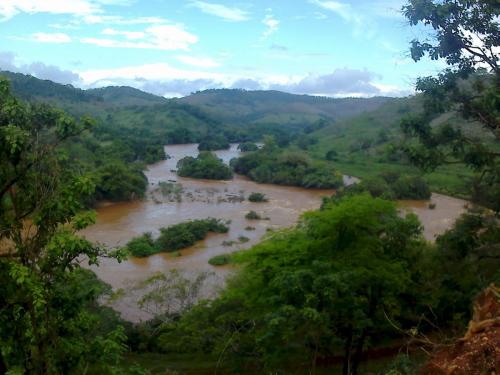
[126,233,157,257]
[231,146,343,188]
[177,152,233,180]
[157,218,229,252]
[325,149,338,161]
[392,175,431,199]
[245,211,262,220]
[208,254,231,266]
[238,236,250,243]
[198,137,230,151]
[127,218,229,257]
[238,142,259,152]
[248,192,268,202]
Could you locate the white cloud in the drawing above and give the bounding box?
[81,14,166,24]
[82,24,198,50]
[309,0,375,38]
[0,0,159,24]
[0,52,81,84]
[78,61,408,98]
[309,0,351,19]
[189,1,249,22]
[176,55,221,68]
[0,0,100,21]
[102,27,144,40]
[32,32,72,43]
[262,14,279,39]
[79,63,226,85]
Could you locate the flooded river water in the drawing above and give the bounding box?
[81,144,467,321]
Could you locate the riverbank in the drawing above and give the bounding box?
[82,144,468,322]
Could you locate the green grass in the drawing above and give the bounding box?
[329,158,471,198]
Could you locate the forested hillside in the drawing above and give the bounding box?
[179,88,393,125]
[303,94,499,201]
[1,0,498,374]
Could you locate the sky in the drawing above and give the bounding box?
[0,0,445,98]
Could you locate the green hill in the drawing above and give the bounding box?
[306,95,492,197]
[178,88,393,125]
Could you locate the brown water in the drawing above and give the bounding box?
[82,144,334,321]
[82,144,468,321]
[399,193,467,241]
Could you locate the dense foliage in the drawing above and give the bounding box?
[133,194,499,374]
[336,172,431,200]
[126,218,229,257]
[177,152,233,180]
[238,142,259,152]
[197,135,230,151]
[232,139,343,188]
[0,78,127,374]
[145,195,429,374]
[401,0,499,212]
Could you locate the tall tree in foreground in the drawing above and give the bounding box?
[401,0,499,211]
[0,77,126,374]
[156,195,427,375]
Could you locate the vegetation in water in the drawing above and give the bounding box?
[126,218,229,257]
[245,210,262,220]
[232,137,344,188]
[335,172,431,200]
[208,254,232,266]
[1,1,498,373]
[177,152,233,180]
[248,192,268,202]
[238,142,259,152]
[197,135,230,151]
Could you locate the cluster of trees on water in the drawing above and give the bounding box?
[231,137,344,188]
[197,135,230,151]
[177,152,234,180]
[126,218,229,257]
[238,142,259,152]
[0,1,498,374]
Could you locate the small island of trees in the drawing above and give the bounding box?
[126,218,229,257]
[231,138,344,188]
[177,152,233,180]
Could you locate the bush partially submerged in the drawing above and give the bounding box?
[208,254,232,266]
[245,211,262,220]
[238,142,259,152]
[126,218,229,257]
[248,192,268,202]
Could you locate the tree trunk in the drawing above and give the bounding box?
[0,351,7,375]
[351,330,368,375]
[342,327,353,375]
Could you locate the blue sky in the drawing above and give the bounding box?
[0,0,444,97]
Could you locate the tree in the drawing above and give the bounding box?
[401,0,499,211]
[177,152,233,180]
[0,78,126,374]
[199,195,426,374]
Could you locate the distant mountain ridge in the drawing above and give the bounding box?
[1,71,394,127]
[177,88,394,124]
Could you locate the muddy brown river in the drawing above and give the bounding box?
[81,144,467,321]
